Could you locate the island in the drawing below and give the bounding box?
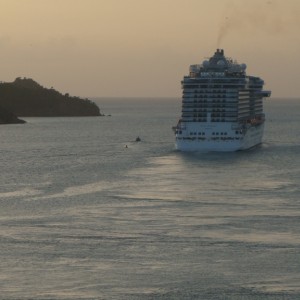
[0,106,25,124]
[0,77,102,120]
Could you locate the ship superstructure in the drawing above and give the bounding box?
[173,49,271,151]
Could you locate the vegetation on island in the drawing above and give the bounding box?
[0,78,102,122]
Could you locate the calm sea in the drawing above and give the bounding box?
[0,98,299,300]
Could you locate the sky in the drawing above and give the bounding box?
[0,0,299,98]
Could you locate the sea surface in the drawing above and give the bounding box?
[0,98,299,300]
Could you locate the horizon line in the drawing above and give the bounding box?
[88,96,300,100]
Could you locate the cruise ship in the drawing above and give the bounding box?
[173,49,271,152]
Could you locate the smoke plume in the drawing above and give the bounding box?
[217,0,289,48]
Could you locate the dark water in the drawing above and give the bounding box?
[0,98,299,299]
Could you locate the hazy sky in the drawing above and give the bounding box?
[0,0,299,98]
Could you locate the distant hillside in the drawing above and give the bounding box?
[0,77,101,117]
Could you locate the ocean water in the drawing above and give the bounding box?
[0,98,299,300]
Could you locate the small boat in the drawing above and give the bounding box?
[135,136,141,142]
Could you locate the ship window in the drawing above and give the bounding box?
[216,132,219,135]
[212,132,215,135]
[224,132,227,135]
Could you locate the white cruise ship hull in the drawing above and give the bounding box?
[174,49,271,152]
[175,123,264,152]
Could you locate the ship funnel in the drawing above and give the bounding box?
[215,49,224,56]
